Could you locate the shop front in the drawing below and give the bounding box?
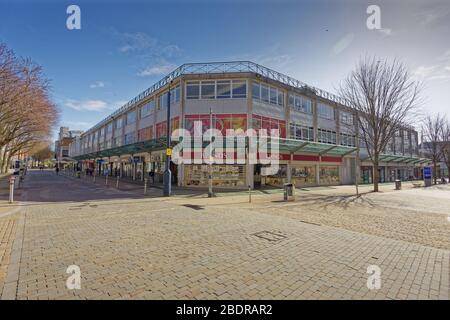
[319,165,340,185]
[183,164,246,188]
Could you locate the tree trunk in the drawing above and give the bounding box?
[0,148,8,174]
[433,160,437,185]
[4,153,12,174]
[0,147,4,174]
[373,157,380,192]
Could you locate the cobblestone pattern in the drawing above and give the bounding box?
[3,171,450,300]
[0,215,18,295]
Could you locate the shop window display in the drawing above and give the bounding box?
[184,164,246,187]
[319,166,340,185]
[264,165,288,186]
[291,166,316,187]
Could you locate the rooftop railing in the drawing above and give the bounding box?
[85,61,348,134]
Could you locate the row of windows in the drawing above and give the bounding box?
[126,110,137,125]
[340,133,356,147]
[186,80,247,100]
[288,94,312,114]
[340,112,354,125]
[140,100,155,118]
[290,123,314,141]
[318,128,337,145]
[252,81,284,106]
[124,132,135,145]
[159,85,181,109]
[317,103,335,120]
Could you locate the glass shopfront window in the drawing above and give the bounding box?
[292,166,316,187]
[264,165,288,186]
[319,166,339,185]
[184,164,246,187]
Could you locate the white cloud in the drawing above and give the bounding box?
[137,64,177,77]
[114,31,181,58]
[64,99,108,112]
[413,64,450,82]
[229,44,293,72]
[330,33,354,57]
[60,121,93,130]
[438,50,450,61]
[415,6,450,27]
[413,49,450,82]
[89,81,105,89]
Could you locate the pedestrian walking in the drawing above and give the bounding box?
[149,170,155,184]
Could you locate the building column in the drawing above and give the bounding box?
[178,163,184,187]
[315,163,320,186]
[246,163,254,189]
[287,153,293,184]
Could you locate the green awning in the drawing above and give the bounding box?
[73,137,168,161]
[277,138,358,156]
[73,137,360,161]
[370,154,431,165]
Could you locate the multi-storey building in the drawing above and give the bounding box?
[69,61,429,188]
[55,127,83,165]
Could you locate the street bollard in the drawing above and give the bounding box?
[105,174,108,186]
[9,176,15,203]
[116,176,119,189]
[144,178,147,195]
[248,185,251,203]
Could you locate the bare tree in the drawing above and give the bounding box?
[421,114,446,184]
[339,57,421,192]
[0,42,58,173]
[441,122,450,181]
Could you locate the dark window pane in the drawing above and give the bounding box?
[252,82,260,100]
[232,81,246,98]
[261,85,269,103]
[217,81,231,98]
[186,82,200,99]
[201,81,215,99]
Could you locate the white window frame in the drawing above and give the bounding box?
[317,103,335,120]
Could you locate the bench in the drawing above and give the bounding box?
[412,182,422,188]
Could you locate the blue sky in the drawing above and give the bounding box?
[0,0,449,141]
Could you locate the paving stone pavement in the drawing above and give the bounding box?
[0,214,18,292]
[0,170,448,300]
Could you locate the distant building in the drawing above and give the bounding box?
[54,127,83,165]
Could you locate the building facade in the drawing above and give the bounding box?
[55,127,83,165]
[69,61,428,189]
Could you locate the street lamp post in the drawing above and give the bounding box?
[208,108,214,198]
[163,81,173,197]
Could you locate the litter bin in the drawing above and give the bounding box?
[283,183,295,201]
[395,179,402,190]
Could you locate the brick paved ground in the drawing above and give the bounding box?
[0,170,448,299]
[0,214,18,292]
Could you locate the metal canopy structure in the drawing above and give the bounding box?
[73,138,167,161]
[277,138,358,157]
[73,136,430,165]
[366,154,431,165]
[72,137,359,161]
